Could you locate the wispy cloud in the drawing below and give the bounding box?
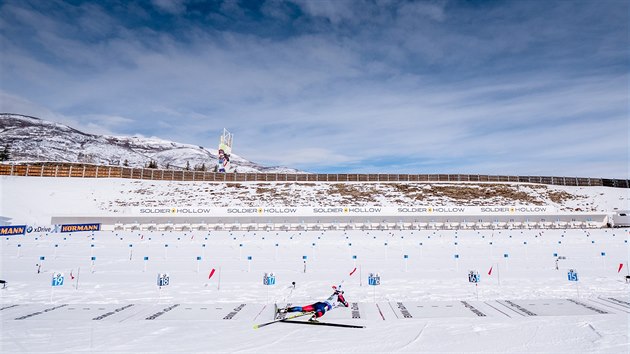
[152,0,187,15]
[0,0,627,177]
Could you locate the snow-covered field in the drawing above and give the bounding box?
[1,227,629,353]
[0,176,628,226]
[1,176,629,353]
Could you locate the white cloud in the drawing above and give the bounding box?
[151,0,186,15]
[0,0,627,177]
[396,1,446,22]
[290,0,358,25]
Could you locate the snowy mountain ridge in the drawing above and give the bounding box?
[0,113,302,173]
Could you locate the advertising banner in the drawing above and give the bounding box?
[0,225,27,236]
[59,223,101,233]
[132,205,557,217]
[26,225,57,234]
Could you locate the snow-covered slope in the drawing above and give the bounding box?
[0,113,301,173]
[1,176,627,225]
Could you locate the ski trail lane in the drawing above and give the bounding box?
[397,322,428,352]
[234,326,306,353]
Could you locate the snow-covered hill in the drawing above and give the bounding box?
[1,176,627,225]
[0,113,302,173]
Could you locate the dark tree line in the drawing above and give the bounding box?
[146,160,207,171]
[0,143,11,161]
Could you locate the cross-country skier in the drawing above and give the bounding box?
[278,286,349,322]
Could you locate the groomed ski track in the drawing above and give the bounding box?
[1,228,628,352]
[2,299,628,352]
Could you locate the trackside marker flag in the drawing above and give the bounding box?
[349,267,357,276]
[488,266,493,276]
[618,263,624,273]
[70,270,75,280]
[208,268,216,279]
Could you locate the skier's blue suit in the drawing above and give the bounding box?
[287,301,332,317]
[285,290,348,318]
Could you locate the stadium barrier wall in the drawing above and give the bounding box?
[0,162,628,188]
[50,214,608,232]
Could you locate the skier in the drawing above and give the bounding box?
[278,286,349,322]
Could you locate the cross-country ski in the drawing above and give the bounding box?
[281,320,366,329]
[253,311,314,329]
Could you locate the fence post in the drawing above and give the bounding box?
[41,164,44,177]
[26,164,29,176]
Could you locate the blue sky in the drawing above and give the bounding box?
[1,0,628,177]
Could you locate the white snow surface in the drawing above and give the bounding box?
[0,176,628,225]
[1,177,629,353]
[1,228,629,353]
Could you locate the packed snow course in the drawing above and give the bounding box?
[1,227,629,353]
